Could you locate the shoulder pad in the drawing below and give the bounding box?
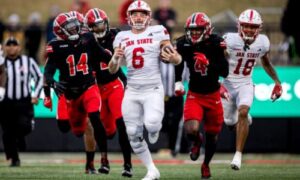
[208,34,226,49]
[175,35,188,45]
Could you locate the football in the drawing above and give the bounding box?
[161,45,174,54]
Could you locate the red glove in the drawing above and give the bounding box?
[271,83,282,102]
[220,84,230,101]
[44,96,52,111]
[174,81,185,96]
[193,52,209,66]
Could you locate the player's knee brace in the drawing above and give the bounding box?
[57,120,71,133]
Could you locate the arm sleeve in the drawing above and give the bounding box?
[91,39,113,64]
[29,57,43,98]
[44,53,57,86]
[174,42,184,82]
[216,45,229,78]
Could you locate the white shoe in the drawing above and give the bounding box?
[231,152,242,170]
[142,167,160,180]
[148,132,159,144]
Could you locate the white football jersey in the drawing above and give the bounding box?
[113,25,170,88]
[223,33,270,85]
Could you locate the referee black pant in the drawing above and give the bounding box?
[0,97,34,161]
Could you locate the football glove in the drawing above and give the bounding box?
[0,87,5,101]
[220,84,230,101]
[271,83,282,102]
[193,52,209,66]
[174,81,185,96]
[43,96,52,111]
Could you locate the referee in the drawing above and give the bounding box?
[0,37,43,167]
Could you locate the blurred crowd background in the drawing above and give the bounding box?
[0,0,295,66]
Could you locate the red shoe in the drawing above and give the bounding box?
[201,163,211,179]
[189,133,203,161]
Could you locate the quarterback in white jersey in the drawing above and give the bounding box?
[221,9,282,171]
[108,1,182,180]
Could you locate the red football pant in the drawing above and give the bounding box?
[98,78,124,136]
[57,85,101,136]
[184,90,224,134]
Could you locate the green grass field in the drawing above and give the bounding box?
[1,153,300,179]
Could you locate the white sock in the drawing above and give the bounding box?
[234,151,242,159]
[136,148,156,171]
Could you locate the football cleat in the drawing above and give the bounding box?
[142,167,160,180]
[189,133,203,161]
[148,132,159,144]
[231,151,242,170]
[10,159,20,167]
[85,161,97,174]
[98,158,110,174]
[201,163,211,179]
[122,163,133,177]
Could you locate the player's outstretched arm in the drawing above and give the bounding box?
[261,52,282,101]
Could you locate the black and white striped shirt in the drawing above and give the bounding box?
[161,62,175,97]
[4,55,43,100]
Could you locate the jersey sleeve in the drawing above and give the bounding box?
[260,34,270,54]
[222,33,232,53]
[174,38,185,82]
[113,32,123,49]
[154,25,170,42]
[44,42,57,85]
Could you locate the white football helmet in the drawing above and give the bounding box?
[127,0,151,30]
[238,9,262,42]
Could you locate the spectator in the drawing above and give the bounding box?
[0,37,43,167]
[281,0,300,64]
[3,14,24,44]
[24,12,42,64]
[153,0,177,37]
[71,0,91,15]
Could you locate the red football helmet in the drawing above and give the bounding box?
[85,8,109,38]
[238,9,262,42]
[127,0,151,30]
[185,12,212,44]
[53,11,84,41]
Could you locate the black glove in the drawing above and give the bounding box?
[50,81,67,97]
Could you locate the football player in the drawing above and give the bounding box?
[84,8,132,177]
[175,12,229,179]
[222,9,282,170]
[108,1,182,179]
[43,11,111,174]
